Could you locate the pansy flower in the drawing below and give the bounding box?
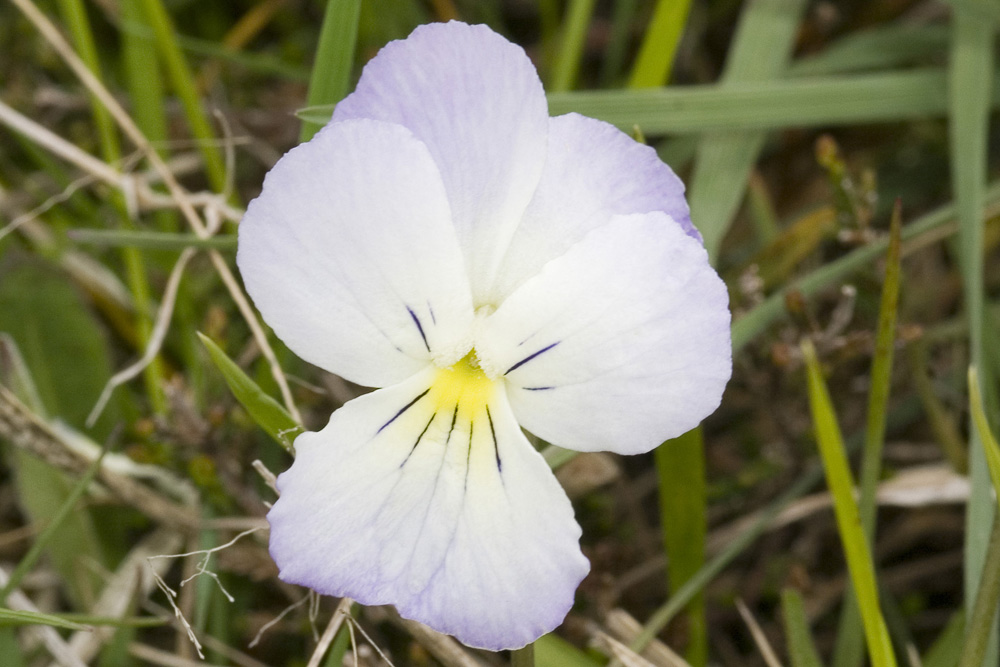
[238,21,731,650]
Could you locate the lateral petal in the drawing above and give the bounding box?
[237,119,474,388]
[333,22,549,302]
[267,366,588,650]
[486,113,697,303]
[476,213,732,454]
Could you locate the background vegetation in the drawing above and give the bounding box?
[0,0,998,665]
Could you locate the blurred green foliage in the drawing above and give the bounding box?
[0,0,997,665]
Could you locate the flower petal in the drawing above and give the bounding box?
[238,119,474,387]
[476,213,731,454]
[332,22,549,301]
[267,366,589,650]
[485,113,697,303]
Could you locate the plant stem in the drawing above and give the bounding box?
[959,516,1000,667]
[511,643,535,667]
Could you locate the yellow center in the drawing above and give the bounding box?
[430,351,496,423]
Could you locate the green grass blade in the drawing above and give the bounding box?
[970,367,1000,516]
[56,614,166,628]
[949,7,997,663]
[541,445,578,470]
[135,0,226,192]
[746,172,781,246]
[801,340,896,667]
[962,367,1000,667]
[300,0,362,142]
[550,68,980,134]
[120,0,180,238]
[296,104,345,124]
[909,340,969,473]
[301,68,1000,133]
[319,600,356,667]
[924,610,966,667]
[322,624,351,667]
[790,25,949,77]
[120,6,168,156]
[69,229,237,251]
[627,0,692,87]
[119,0,201,414]
[549,0,597,92]
[0,335,45,416]
[0,447,106,603]
[0,629,24,667]
[781,589,824,667]
[55,0,120,161]
[0,608,90,631]
[959,517,1000,667]
[198,333,302,451]
[54,0,166,415]
[537,0,560,78]
[686,0,807,260]
[655,428,707,665]
[832,201,903,667]
[599,0,640,85]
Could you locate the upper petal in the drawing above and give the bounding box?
[333,22,549,302]
[476,213,732,454]
[237,119,474,388]
[485,113,698,303]
[267,366,588,650]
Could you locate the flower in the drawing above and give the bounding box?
[237,21,731,650]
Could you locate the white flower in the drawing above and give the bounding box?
[237,21,731,650]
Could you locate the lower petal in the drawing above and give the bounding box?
[267,366,588,650]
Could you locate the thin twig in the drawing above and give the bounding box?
[214,108,237,201]
[148,527,262,600]
[87,248,196,426]
[149,568,204,659]
[592,633,658,667]
[0,385,200,529]
[307,598,353,667]
[208,248,303,424]
[347,617,359,666]
[248,592,311,648]
[9,0,202,230]
[199,631,271,667]
[0,171,99,243]
[603,609,688,667]
[345,614,396,666]
[375,607,484,667]
[0,102,240,224]
[0,98,121,185]
[735,599,783,667]
[252,459,279,496]
[128,643,210,667]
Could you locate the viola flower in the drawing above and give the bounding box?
[238,21,731,650]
